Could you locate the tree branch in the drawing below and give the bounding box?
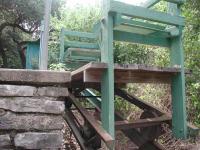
[0,22,38,35]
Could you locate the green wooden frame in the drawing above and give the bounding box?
[59,28,100,64]
[58,0,188,148]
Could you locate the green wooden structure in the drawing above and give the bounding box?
[25,41,40,69]
[59,28,101,69]
[58,0,191,149]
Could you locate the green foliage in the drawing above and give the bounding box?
[48,4,101,65]
[49,63,66,71]
[0,0,62,68]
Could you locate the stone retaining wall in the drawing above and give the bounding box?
[0,85,68,149]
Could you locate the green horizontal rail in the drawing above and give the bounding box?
[109,1,185,26]
[114,14,166,31]
[114,14,174,37]
[65,41,99,49]
[82,89,101,109]
[68,56,99,61]
[61,28,98,39]
[141,0,185,8]
[114,30,170,47]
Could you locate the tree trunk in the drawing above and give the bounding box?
[0,40,8,68]
[0,49,8,68]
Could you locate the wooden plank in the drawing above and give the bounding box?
[72,62,180,83]
[68,93,114,149]
[71,62,107,81]
[0,85,68,97]
[0,69,71,85]
[109,1,185,26]
[0,111,64,130]
[0,134,11,148]
[14,132,63,149]
[115,115,171,130]
[0,97,65,114]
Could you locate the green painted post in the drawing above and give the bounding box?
[59,28,65,63]
[101,0,115,148]
[169,3,187,139]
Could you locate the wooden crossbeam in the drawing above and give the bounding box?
[114,14,166,31]
[65,41,99,50]
[115,115,171,130]
[68,92,114,149]
[109,1,185,26]
[72,62,181,84]
[114,30,170,47]
[141,0,185,8]
[62,29,97,39]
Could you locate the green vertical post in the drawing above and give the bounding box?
[169,3,187,139]
[59,28,65,63]
[101,0,115,147]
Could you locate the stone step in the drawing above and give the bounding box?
[0,85,68,97]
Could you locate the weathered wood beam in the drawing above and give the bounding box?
[73,62,180,84]
[115,115,171,130]
[109,1,185,26]
[68,93,114,149]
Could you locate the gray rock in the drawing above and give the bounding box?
[37,87,68,97]
[0,97,65,114]
[0,134,12,147]
[0,85,36,97]
[0,69,71,85]
[0,112,64,130]
[14,132,63,149]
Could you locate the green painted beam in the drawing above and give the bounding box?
[142,0,185,8]
[169,3,187,139]
[109,1,185,26]
[68,56,99,61]
[114,14,174,37]
[62,28,98,39]
[65,41,99,49]
[101,0,115,146]
[142,0,160,8]
[59,29,65,62]
[114,14,166,31]
[82,89,101,109]
[114,30,170,47]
